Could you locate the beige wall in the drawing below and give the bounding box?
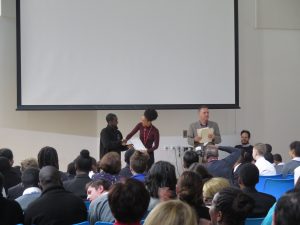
[0,0,300,170]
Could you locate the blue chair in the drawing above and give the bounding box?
[73,221,89,225]
[94,222,113,225]
[263,178,294,200]
[245,217,264,225]
[284,173,294,179]
[256,174,282,192]
[84,200,91,211]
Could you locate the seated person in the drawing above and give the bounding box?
[108,178,150,225]
[8,157,39,200]
[232,148,253,186]
[0,172,24,225]
[264,144,274,164]
[209,187,254,225]
[282,141,300,177]
[92,152,122,184]
[234,130,253,161]
[144,200,198,225]
[252,143,276,176]
[188,162,213,184]
[88,180,114,225]
[119,149,135,178]
[238,163,276,217]
[63,150,92,199]
[183,150,199,169]
[24,166,87,225]
[16,168,41,211]
[273,153,285,174]
[176,171,210,224]
[202,177,230,207]
[130,150,149,182]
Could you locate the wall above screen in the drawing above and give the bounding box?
[16,0,239,110]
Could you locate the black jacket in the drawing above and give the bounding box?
[100,125,127,158]
[0,196,24,225]
[7,182,24,200]
[63,173,92,199]
[24,185,87,225]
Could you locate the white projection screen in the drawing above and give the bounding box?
[17,0,239,110]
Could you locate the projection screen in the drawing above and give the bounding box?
[17,0,239,110]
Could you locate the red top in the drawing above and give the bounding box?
[126,122,159,153]
[114,221,141,225]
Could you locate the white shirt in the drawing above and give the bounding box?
[23,187,42,195]
[255,156,276,176]
[294,166,300,185]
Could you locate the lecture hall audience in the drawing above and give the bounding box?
[252,143,276,175]
[282,141,300,177]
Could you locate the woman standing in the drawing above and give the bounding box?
[125,109,159,170]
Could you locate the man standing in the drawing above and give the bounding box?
[187,106,221,147]
[100,113,128,159]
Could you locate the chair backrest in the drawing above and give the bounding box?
[73,221,89,225]
[245,217,264,225]
[94,222,113,225]
[84,200,91,211]
[263,178,294,200]
[256,174,282,192]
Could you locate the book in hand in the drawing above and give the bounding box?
[196,127,214,143]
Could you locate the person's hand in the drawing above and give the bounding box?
[121,140,127,146]
[194,136,202,143]
[158,187,173,202]
[208,133,215,140]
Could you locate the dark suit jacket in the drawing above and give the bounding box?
[2,168,21,192]
[7,183,24,200]
[0,196,24,225]
[242,187,276,218]
[24,185,87,225]
[205,146,241,180]
[100,125,127,158]
[63,174,92,199]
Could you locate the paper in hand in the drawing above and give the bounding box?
[197,127,214,143]
[127,138,147,151]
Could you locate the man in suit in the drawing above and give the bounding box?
[100,113,129,159]
[238,163,276,218]
[24,166,87,225]
[204,145,241,181]
[187,106,221,147]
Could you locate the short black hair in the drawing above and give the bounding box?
[264,152,274,163]
[0,156,10,171]
[290,141,300,157]
[38,146,59,170]
[183,151,199,169]
[238,163,259,187]
[67,162,76,176]
[0,148,13,161]
[240,130,251,138]
[145,161,177,198]
[213,187,254,225]
[109,178,150,223]
[106,113,117,123]
[21,168,40,188]
[273,154,282,162]
[144,109,158,122]
[75,149,92,173]
[275,192,300,225]
[265,143,272,153]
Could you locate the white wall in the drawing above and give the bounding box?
[0,0,299,171]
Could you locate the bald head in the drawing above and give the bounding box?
[39,166,61,189]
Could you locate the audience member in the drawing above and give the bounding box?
[0,156,21,192]
[188,162,213,183]
[282,141,300,177]
[15,168,41,211]
[24,166,87,225]
[64,149,93,199]
[273,192,300,225]
[88,180,114,225]
[7,158,39,200]
[202,177,230,206]
[264,143,274,164]
[273,153,284,174]
[176,171,210,224]
[89,156,98,178]
[235,130,253,160]
[108,178,150,225]
[0,148,19,172]
[37,146,68,181]
[252,143,276,175]
[232,147,253,186]
[119,148,135,178]
[130,150,149,182]
[144,200,198,225]
[238,163,276,217]
[100,113,129,158]
[92,152,122,184]
[209,187,254,225]
[0,172,24,225]
[183,150,199,169]
[145,161,177,211]
[66,161,76,180]
[204,145,241,180]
